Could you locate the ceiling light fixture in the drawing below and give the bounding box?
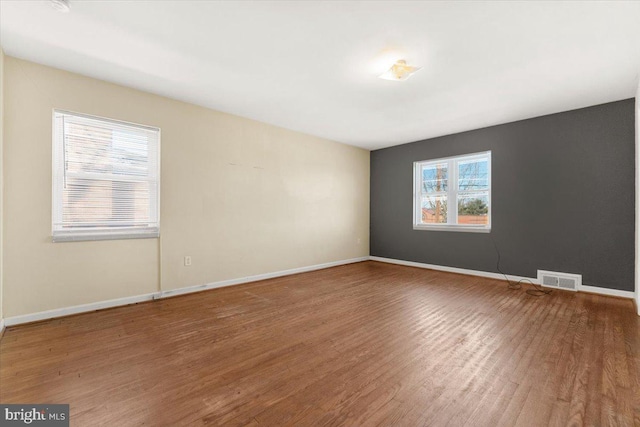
[378,60,421,81]
[50,0,71,13]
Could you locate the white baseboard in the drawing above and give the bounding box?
[369,256,635,299]
[0,318,5,336]
[578,284,634,299]
[3,257,368,327]
[3,255,632,328]
[369,256,539,285]
[4,292,158,327]
[155,257,368,299]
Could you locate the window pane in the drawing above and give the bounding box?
[457,193,489,225]
[62,178,152,227]
[65,122,152,177]
[53,110,160,241]
[458,159,488,191]
[421,195,447,224]
[421,163,448,193]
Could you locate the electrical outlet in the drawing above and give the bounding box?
[184,256,192,266]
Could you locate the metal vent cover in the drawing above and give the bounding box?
[542,275,559,287]
[537,270,581,292]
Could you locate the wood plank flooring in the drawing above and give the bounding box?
[1,261,639,426]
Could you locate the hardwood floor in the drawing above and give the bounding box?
[1,261,639,426]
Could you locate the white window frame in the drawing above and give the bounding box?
[413,151,491,233]
[52,110,161,242]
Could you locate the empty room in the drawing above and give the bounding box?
[0,0,639,425]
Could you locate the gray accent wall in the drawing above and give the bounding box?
[370,99,635,292]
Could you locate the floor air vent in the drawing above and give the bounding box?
[537,270,581,291]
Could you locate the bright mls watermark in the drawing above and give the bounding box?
[0,405,69,426]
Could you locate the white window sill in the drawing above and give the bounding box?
[52,230,160,242]
[413,225,491,233]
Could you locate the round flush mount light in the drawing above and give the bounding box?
[50,0,71,13]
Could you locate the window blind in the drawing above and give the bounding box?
[52,111,160,242]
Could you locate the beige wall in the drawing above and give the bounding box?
[0,48,4,322]
[3,57,370,318]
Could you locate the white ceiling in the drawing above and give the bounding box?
[1,1,639,150]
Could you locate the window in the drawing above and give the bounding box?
[413,151,491,232]
[52,110,160,242]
